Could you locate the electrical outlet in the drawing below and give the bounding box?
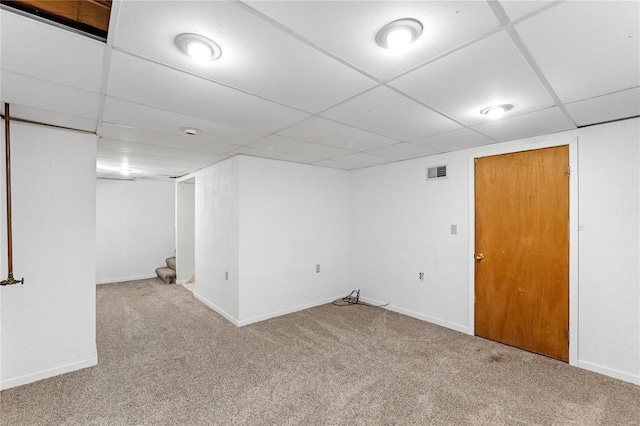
[316,264,320,273]
[419,272,424,281]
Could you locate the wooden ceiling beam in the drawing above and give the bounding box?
[3,0,111,39]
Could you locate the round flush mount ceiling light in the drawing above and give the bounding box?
[480,104,514,119]
[175,33,222,61]
[181,127,202,136]
[376,18,423,49]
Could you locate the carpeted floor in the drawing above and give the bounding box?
[1,278,639,425]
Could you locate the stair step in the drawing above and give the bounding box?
[156,266,176,284]
[166,257,176,271]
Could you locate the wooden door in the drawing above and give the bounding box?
[474,146,569,361]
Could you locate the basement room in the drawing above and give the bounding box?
[1,0,639,424]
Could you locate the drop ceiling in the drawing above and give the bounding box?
[1,1,638,179]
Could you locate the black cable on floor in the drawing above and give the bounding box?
[332,289,389,308]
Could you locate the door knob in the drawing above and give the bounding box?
[475,253,485,260]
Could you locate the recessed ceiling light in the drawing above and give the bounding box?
[376,18,423,49]
[181,127,201,136]
[480,104,513,119]
[175,33,222,61]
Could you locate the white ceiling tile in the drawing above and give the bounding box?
[112,0,376,112]
[564,88,640,127]
[1,70,100,120]
[245,1,500,80]
[472,107,575,142]
[233,148,318,165]
[102,97,267,146]
[312,159,361,171]
[248,135,354,160]
[390,31,555,126]
[3,104,97,133]
[97,147,212,170]
[498,1,557,21]
[277,116,399,151]
[99,123,240,155]
[321,86,461,141]
[98,138,228,164]
[0,9,104,92]
[332,152,395,167]
[515,1,640,103]
[366,143,440,161]
[411,129,496,152]
[96,157,194,177]
[106,51,310,133]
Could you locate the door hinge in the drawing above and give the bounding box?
[567,166,570,177]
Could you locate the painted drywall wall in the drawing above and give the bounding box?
[349,118,639,384]
[96,179,175,284]
[0,121,97,390]
[576,120,639,383]
[192,155,349,325]
[237,156,349,325]
[193,157,240,322]
[349,149,471,333]
[176,180,195,283]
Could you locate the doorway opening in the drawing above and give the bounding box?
[176,176,195,292]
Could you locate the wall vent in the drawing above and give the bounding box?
[426,164,447,180]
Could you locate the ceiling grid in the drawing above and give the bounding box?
[0,0,637,179]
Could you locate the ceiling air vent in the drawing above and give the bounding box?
[426,164,447,181]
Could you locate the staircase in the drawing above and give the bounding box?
[155,257,176,284]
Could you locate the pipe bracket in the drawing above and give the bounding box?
[1,273,24,286]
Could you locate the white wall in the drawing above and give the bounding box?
[176,180,195,283]
[194,157,240,321]
[96,179,175,284]
[238,156,349,325]
[0,121,97,390]
[193,155,350,326]
[350,149,471,333]
[576,120,639,383]
[349,118,639,385]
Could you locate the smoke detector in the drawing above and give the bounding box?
[181,127,201,136]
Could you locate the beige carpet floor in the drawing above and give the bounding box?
[1,278,639,425]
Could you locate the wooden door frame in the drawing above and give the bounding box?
[467,137,579,366]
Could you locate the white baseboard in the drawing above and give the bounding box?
[96,274,157,285]
[577,359,640,385]
[176,279,188,285]
[193,292,345,327]
[360,296,470,334]
[1,357,98,391]
[237,294,345,327]
[194,292,240,326]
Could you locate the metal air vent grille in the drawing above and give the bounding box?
[426,164,447,180]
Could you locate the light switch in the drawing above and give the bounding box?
[451,224,457,234]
